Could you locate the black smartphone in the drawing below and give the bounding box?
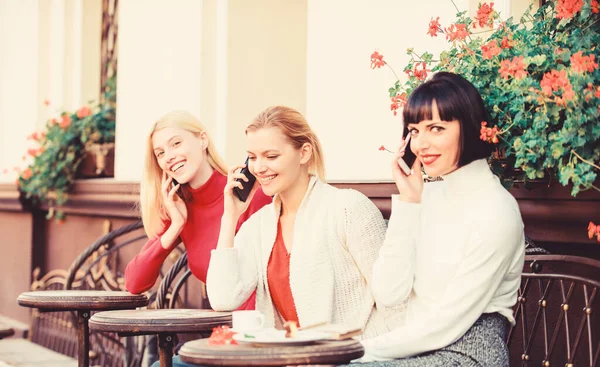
[398,133,416,175]
[171,177,186,201]
[233,157,257,202]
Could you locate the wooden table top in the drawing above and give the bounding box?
[89,309,232,335]
[178,338,364,366]
[0,323,14,339]
[17,290,148,311]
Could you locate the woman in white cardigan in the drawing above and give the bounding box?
[206,105,404,338]
[341,72,525,367]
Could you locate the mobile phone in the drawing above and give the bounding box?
[233,157,257,202]
[397,133,415,175]
[170,177,186,201]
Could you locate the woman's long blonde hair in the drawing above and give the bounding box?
[140,111,227,238]
[246,106,325,181]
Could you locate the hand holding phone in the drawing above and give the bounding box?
[233,157,257,202]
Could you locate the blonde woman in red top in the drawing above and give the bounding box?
[124,111,271,307]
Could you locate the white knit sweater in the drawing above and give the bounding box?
[206,176,406,339]
[361,159,525,361]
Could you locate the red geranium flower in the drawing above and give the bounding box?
[556,0,583,19]
[21,168,33,181]
[208,325,238,345]
[77,106,92,119]
[588,222,600,241]
[499,56,527,80]
[479,121,500,143]
[570,51,598,74]
[370,51,385,69]
[428,17,441,37]
[59,115,72,130]
[481,40,501,59]
[474,2,495,28]
[445,23,469,42]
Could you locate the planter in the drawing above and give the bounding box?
[77,143,115,178]
[510,181,600,260]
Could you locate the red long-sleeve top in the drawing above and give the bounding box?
[125,170,271,309]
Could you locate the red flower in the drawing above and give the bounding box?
[499,56,527,80]
[556,0,583,19]
[390,93,408,116]
[59,115,71,129]
[428,17,441,37]
[406,62,430,81]
[474,2,495,28]
[21,168,33,181]
[370,51,385,69]
[481,40,501,59]
[540,70,574,104]
[77,106,92,119]
[445,23,470,42]
[570,51,598,74]
[43,99,51,106]
[595,86,600,98]
[208,325,238,345]
[379,145,386,151]
[479,121,500,143]
[500,36,513,49]
[592,0,599,13]
[588,222,600,241]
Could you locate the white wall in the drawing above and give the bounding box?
[306,0,469,181]
[0,0,40,182]
[115,0,204,181]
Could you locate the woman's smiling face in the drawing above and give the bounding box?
[407,102,461,177]
[152,127,207,185]
[246,126,309,197]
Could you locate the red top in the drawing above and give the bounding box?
[125,170,272,310]
[267,220,300,325]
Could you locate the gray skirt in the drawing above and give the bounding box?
[343,312,510,367]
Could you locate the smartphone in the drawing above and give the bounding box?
[233,157,257,202]
[397,133,416,175]
[171,177,186,201]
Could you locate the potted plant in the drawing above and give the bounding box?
[372,0,599,242]
[17,78,116,222]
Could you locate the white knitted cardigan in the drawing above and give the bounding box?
[206,176,405,339]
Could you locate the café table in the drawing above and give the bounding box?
[17,290,148,367]
[178,338,365,366]
[0,323,14,339]
[89,308,232,367]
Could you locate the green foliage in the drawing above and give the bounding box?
[380,0,600,196]
[17,77,116,221]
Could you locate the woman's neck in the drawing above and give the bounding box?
[278,172,311,216]
[188,158,215,189]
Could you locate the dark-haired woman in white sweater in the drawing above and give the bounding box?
[347,72,525,367]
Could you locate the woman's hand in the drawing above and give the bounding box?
[223,164,259,220]
[161,171,188,229]
[391,140,423,203]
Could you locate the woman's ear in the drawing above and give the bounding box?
[299,143,313,165]
[199,131,209,150]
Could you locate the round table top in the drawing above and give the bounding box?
[178,338,364,366]
[0,323,14,339]
[17,290,148,311]
[89,309,232,335]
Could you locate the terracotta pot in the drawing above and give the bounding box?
[77,143,115,178]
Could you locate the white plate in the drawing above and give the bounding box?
[232,328,331,346]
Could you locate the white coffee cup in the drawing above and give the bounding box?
[232,310,265,332]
